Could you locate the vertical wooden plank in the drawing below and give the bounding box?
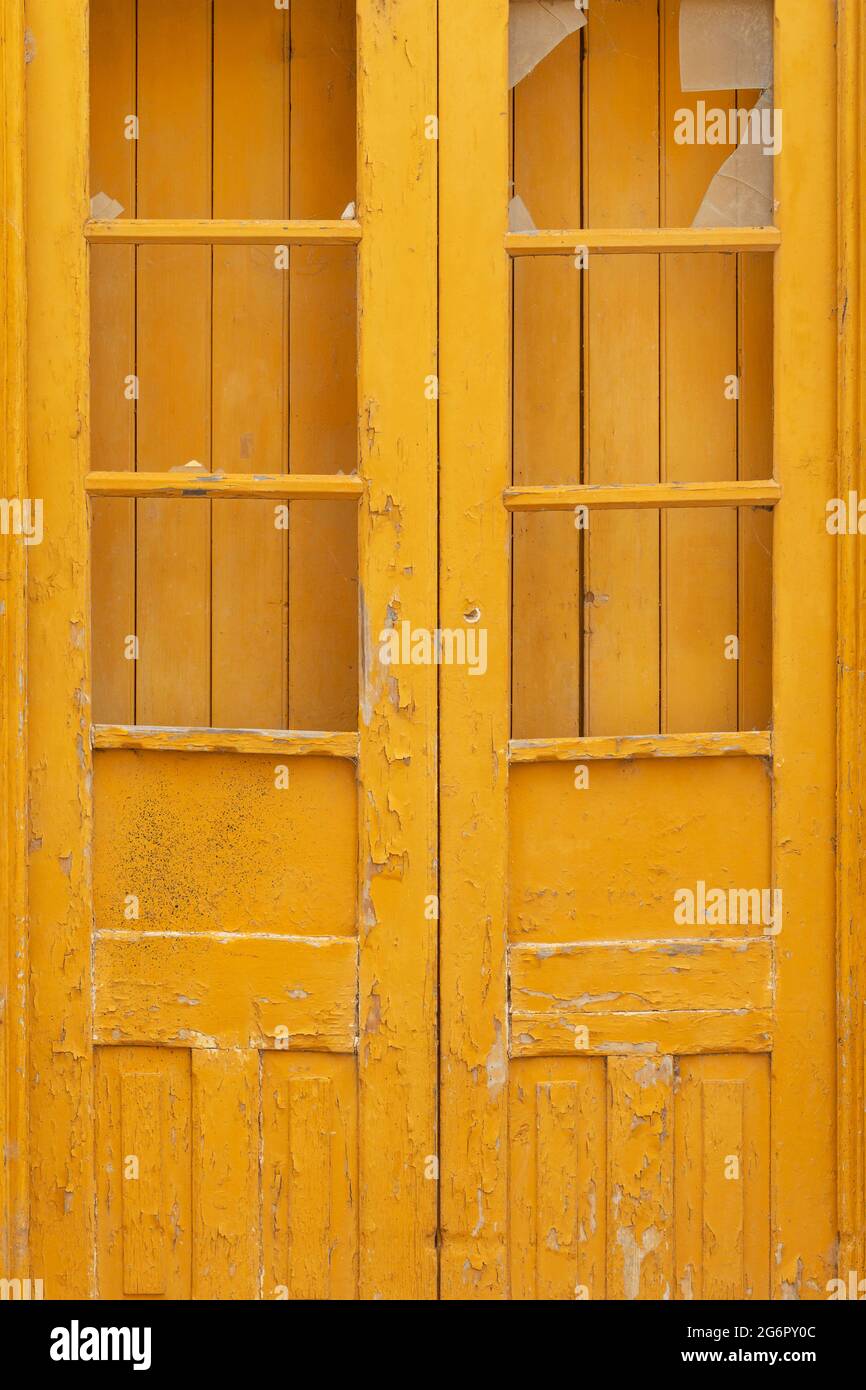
[584,0,661,737]
[673,1057,703,1300]
[661,0,738,734]
[512,35,582,738]
[772,0,837,1299]
[288,0,357,732]
[211,0,288,727]
[136,0,212,725]
[120,1072,167,1296]
[535,1081,579,1299]
[357,0,438,1299]
[739,1056,771,1299]
[675,1056,769,1300]
[26,0,94,1296]
[512,1059,607,1301]
[508,1066,538,1299]
[738,253,773,729]
[701,1079,745,1299]
[90,0,136,723]
[511,1059,607,1301]
[95,1048,192,1299]
[574,1054,607,1299]
[262,1053,357,1300]
[191,1049,260,1299]
[0,0,29,1285]
[287,1076,332,1298]
[440,0,510,1298]
[526,1065,606,1301]
[607,1055,674,1300]
[837,0,866,1285]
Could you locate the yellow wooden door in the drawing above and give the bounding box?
[23,0,437,1299]
[6,0,849,1304]
[439,0,837,1299]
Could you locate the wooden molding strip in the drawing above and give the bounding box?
[85,217,362,246]
[86,470,363,501]
[836,0,866,1279]
[506,226,780,255]
[509,731,772,763]
[0,0,30,1282]
[92,725,360,759]
[504,480,781,512]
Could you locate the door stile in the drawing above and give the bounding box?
[356,0,439,1299]
[439,0,511,1298]
[836,0,866,1284]
[1,0,29,1286]
[771,0,837,1296]
[25,0,95,1297]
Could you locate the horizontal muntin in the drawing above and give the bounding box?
[504,480,781,511]
[85,217,361,245]
[92,726,360,759]
[509,731,772,763]
[86,470,363,501]
[506,226,780,255]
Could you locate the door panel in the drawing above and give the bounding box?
[27,0,437,1299]
[440,0,836,1300]
[95,1047,358,1300]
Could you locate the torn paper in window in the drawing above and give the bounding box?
[692,88,775,226]
[509,195,538,233]
[509,0,586,89]
[679,0,773,92]
[90,191,124,220]
[678,0,776,226]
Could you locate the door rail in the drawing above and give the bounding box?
[504,480,781,511]
[506,226,780,255]
[85,217,361,246]
[509,731,772,764]
[86,471,363,501]
[91,725,360,759]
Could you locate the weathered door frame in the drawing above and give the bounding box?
[2,0,438,1298]
[1,0,865,1298]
